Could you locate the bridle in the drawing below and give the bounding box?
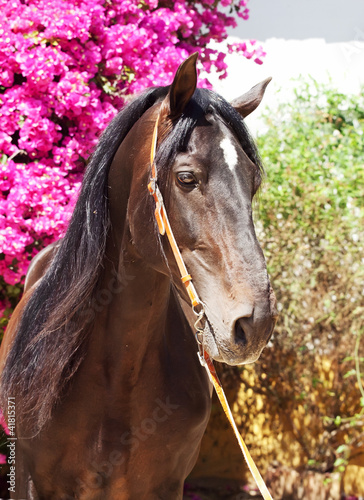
[147,113,207,350]
[148,110,274,500]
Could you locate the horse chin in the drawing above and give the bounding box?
[206,344,263,366]
[222,350,263,366]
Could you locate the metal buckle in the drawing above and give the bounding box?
[193,303,205,333]
[193,302,206,363]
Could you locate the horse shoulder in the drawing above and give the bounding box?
[0,290,30,375]
[0,241,60,374]
[24,240,60,292]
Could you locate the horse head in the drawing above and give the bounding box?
[123,54,277,366]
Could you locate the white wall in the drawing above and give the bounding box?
[231,0,364,43]
[206,37,364,134]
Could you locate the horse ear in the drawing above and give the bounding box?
[231,77,272,118]
[166,52,198,119]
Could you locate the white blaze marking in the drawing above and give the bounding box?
[220,137,238,172]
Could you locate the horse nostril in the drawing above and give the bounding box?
[234,319,247,346]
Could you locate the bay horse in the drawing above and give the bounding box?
[0,54,277,499]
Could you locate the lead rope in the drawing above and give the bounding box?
[148,113,273,500]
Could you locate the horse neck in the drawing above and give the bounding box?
[86,239,174,386]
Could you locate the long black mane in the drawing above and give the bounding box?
[0,86,263,433]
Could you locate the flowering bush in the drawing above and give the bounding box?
[0,0,264,334]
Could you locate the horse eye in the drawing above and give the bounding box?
[176,172,198,187]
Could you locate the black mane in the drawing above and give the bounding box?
[0,86,262,433]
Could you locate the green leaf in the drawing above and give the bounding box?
[336,444,349,454]
[334,457,346,467]
[343,369,356,379]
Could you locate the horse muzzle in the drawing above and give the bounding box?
[202,296,278,366]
